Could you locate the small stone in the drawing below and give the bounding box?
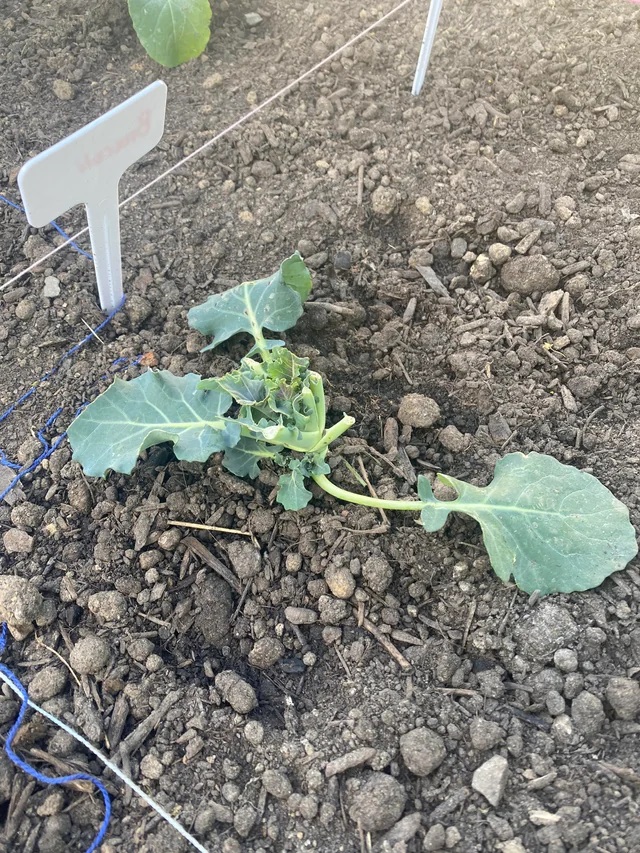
[248,637,284,669]
[194,803,233,833]
[469,719,504,752]
[36,791,65,817]
[445,826,462,848]
[87,590,127,622]
[195,575,232,646]
[325,747,377,778]
[52,79,75,100]
[15,298,37,321]
[42,276,61,298]
[227,541,261,579]
[0,576,43,639]
[400,727,446,776]
[501,255,560,295]
[381,812,422,847]
[244,12,263,26]
[471,755,508,807]
[424,823,447,851]
[334,250,352,271]
[571,691,605,734]
[348,772,407,831]
[10,504,44,530]
[244,720,264,746]
[67,480,92,513]
[128,638,154,662]
[70,635,110,675]
[284,606,318,625]
[513,602,578,661]
[125,295,152,326]
[347,127,376,150]
[438,425,469,453]
[371,186,398,217]
[398,393,441,428]
[551,714,574,744]
[563,274,588,298]
[233,803,256,838]
[325,564,356,599]
[202,72,223,88]
[215,670,258,714]
[605,677,640,720]
[262,769,293,799]
[469,254,495,284]
[488,243,511,266]
[28,666,67,703]
[140,753,164,780]
[505,191,526,214]
[566,375,600,399]
[553,648,578,672]
[145,654,163,672]
[362,554,393,594]
[415,196,433,215]
[318,596,350,625]
[3,528,34,554]
[450,238,467,259]
[157,528,182,550]
[251,160,277,178]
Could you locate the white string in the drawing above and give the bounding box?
[0,668,210,853]
[0,0,414,293]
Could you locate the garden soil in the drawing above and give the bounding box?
[1,0,640,851]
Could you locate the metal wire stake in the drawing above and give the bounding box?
[412,0,444,96]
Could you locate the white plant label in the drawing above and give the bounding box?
[18,81,167,312]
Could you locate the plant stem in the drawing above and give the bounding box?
[311,415,356,453]
[312,473,427,512]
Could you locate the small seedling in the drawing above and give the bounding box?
[68,254,638,595]
[128,0,212,68]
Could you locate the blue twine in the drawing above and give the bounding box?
[0,295,126,428]
[0,623,112,852]
[0,354,142,502]
[0,193,93,260]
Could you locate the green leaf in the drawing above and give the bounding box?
[277,464,313,510]
[418,452,638,595]
[128,0,212,68]
[198,369,267,405]
[222,437,283,479]
[187,253,312,350]
[68,371,238,477]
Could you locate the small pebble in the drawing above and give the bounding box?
[28,666,67,703]
[424,823,447,851]
[371,186,398,217]
[140,753,164,780]
[471,755,509,806]
[571,691,605,734]
[42,276,61,298]
[227,541,261,579]
[553,648,578,672]
[488,243,511,266]
[605,677,640,720]
[284,606,318,625]
[469,719,504,752]
[439,424,468,453]
[362,554,393,594]
[0,576,43,639]
[244,720,264,746]
[325,564,356,599]
[3,528,34,554]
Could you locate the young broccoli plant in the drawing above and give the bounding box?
[68,254,638,596]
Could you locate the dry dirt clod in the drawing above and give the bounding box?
[571,691,605,735]
[3,528,34,554]
[399,727,447,776]
[69,635,110,675]
[262,768,293,799]
[227,541,261,579]
[248,637,284,669]
[0,576,43,639]
[500,255,560,295]
[215,670,258,714]
[348,771,407,831]
[397,394,441,428]
[605,677,640,720]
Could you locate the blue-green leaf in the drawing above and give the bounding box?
[68,371,237,477]
[128,0,212,68]
[277,464,313,510]
[222,437,283,479]
[418,452,638,595]
[198,370,266,405]
[187,253,312,350]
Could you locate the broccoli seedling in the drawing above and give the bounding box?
[68,254,638,595]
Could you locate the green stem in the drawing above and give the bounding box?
[312,472,427,512]
[310,415,356,453]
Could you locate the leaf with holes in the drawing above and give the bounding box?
[128,0,212,68]
[68,371,238,477]
[187,253,312,350]
[418,452,638,595]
